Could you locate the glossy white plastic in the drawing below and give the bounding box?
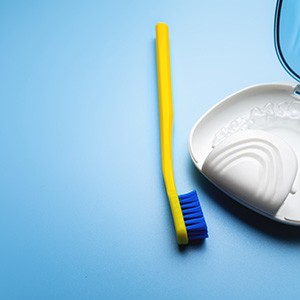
[189,82,300,224]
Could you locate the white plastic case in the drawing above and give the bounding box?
[188,1,300,225]
[189,83,300,224]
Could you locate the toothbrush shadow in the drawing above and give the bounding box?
[190,162,300,243]
[178,239,206,252]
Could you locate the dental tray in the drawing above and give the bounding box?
[189,1,300,225]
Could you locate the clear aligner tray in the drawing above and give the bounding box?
[213,99,300,147]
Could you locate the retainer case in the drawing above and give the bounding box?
[189,0,300,224]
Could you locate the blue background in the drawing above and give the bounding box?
[1,0,299,299]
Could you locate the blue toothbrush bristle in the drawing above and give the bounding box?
[179,190,208,241]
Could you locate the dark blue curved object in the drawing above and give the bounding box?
[275,0,300,83]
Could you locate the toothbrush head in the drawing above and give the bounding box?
[179,190,208,241]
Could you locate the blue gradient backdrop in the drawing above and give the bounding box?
[1,0,298,299]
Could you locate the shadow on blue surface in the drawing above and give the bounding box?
[178,239,206,252]
[191,162,300,244]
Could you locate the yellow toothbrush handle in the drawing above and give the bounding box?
[156,23,188,244]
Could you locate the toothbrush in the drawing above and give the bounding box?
[155,23,208,245]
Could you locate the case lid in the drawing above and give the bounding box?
[275,0,300,83]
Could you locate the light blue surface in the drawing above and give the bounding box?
[1,0,299,299]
